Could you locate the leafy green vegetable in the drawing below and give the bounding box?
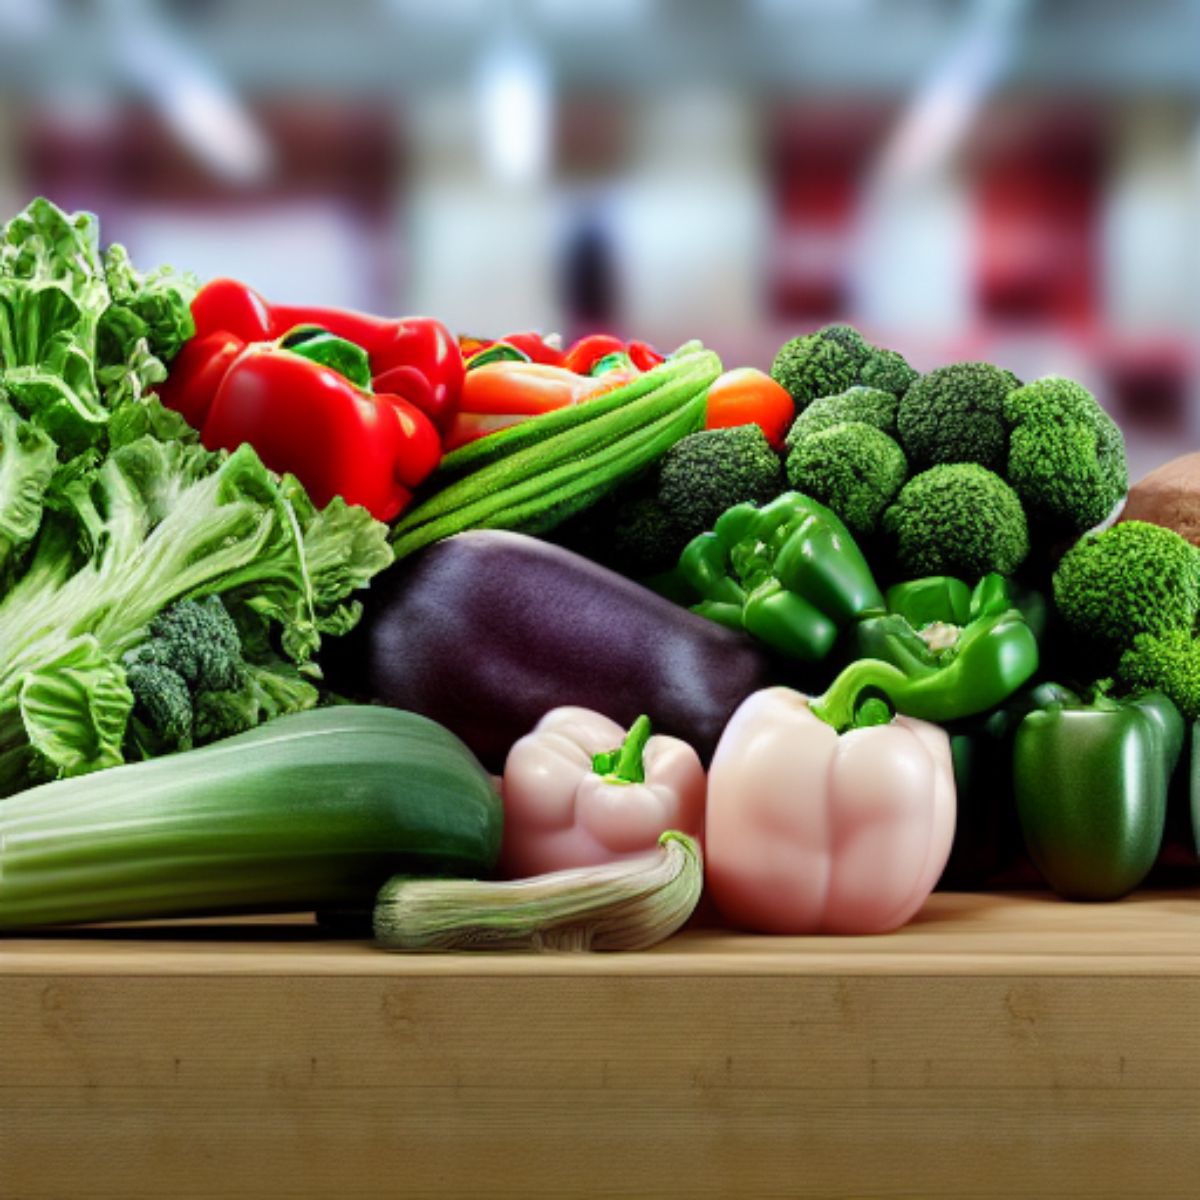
[0,433,390,792]
[0,197,197,457]
[0,197,393,791]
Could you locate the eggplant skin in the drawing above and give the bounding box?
[323,530,781,770]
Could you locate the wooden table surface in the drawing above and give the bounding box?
[3,891,1199,1199]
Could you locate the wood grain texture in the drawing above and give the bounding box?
[2,892,1199,1199]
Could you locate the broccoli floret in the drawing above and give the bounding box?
[784,386,898,452]
[1003,377,1128,537]
[785,422,908,536]
[1118,629,1200,721]
[657,425,784,543]
[607,494,684,578]
[770,325,872,413]
[1051,520,1200,652]
[860,348,918,398]
[124,658,193,750]
[124,596,249,753]
[896,362,1021,472]
[882,463,1030,578]
[145,595,243,691]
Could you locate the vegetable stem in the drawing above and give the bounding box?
[373,830,703,953]
[592,714,652,784]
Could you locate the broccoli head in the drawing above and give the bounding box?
[657,424,783,543]
[784,386,898,452]
[1003,377,1128,537]
[123,658,194,750]
[859,347,919,398]
[785,421,908,536]
[124,596,248,753]
[144,594,243,692]
[1051,520,1200,651]
[770,324,872,413]
[606,493,684,578]
[896,362,1021,472]
[1118,629,1200,721]
[882,462,1030,578]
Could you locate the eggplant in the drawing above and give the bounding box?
[323,530,783,770]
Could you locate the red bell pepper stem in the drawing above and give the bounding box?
[562,333,627,376]
[185,278,464,433]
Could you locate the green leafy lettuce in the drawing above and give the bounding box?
[0,198,393,792]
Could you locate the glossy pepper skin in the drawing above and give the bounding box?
[843,573,1040,723]
[1014,685,1183,901]
[180,277,464,433]
[673,492,885,662]
[706,687,956,934]
[500,708,706,878]
[185,336,442,521]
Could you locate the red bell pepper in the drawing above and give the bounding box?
[161,329,441,523]
[460,330,667,378]
[186,278,464,433]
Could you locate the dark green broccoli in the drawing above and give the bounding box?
[785,386,898,452]
[1003,377,1128,537]
[1051,520,1200,652]
[770,324,871,413]
[606,494,684,578]
[123,658,193,749]
[656,424,784,543]
[882,462,1030,578]
[124,596,247,752]
[859,347,918,398]
[141,594,243,691]
[1118,629,1200,721]
[896,362,1021,472]
[785,422,908,536]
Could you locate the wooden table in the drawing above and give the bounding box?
[2,892,1199,1199]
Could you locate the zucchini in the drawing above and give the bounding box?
[0,706,502,929]
[392,349,721,559]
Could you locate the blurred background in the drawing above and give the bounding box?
[1,0,1197,476]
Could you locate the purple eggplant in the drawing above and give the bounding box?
[322,530,782,770]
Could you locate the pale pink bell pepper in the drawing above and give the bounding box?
[501,707,706,878]
[705,686,956,934]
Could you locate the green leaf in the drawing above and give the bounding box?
[0,398,57,575]
[18,634,133,777]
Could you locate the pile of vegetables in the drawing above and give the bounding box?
[1,195,1198,951]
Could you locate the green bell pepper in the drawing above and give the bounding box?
[671,491,885,662]
[940,681,1070,889]
[1014,683,1183,901]
[823,573,1039,726]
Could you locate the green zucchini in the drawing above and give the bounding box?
[391,349,722,559]
[0,706,502,929]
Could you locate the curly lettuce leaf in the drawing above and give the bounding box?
[0,197,195,457]
[0,397,57,578]
[0,431,390,790]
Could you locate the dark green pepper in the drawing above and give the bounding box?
[1014,684,1183,901]
[671,492,884,662]
[941,681,1071,889]
[825,573,1039,725]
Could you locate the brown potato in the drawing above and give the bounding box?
[1119,452,1200,546]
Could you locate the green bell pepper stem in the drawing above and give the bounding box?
[1014,687,1183,900]
[592,715,653,785]
[811,608,1039,731]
